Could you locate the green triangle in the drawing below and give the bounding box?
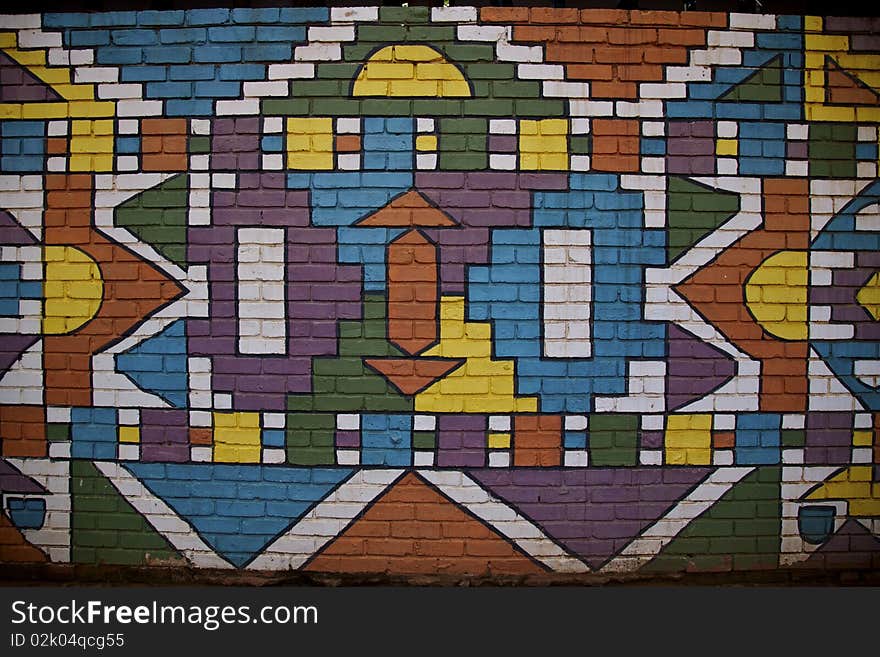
[644,466,781,573]
[115,174,188,269]
[719,54,783,103]
[71,460,183,566]
[667,177,740,264]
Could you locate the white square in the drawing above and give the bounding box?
[213,393,232,409]
[47,157,67,173]
[337,153,361,170]
[413,451,435,467]
[852,447,874,464]
[488,451,511,468]
[190,172,211,189]
[118,408,140,425]
[785,160,809,177]
[639,450,662,466]
[48,120,69,136]
[20,263,43,280]
[782,448,805,464]
[262,153,284,170]
[489,119,516,135]
[641,414,664,431]
[262,412,285,430]
[641,156,665,174]
[488,415,510,432]
[781,414,806,430]
[717,157,738,176]
[416,153,437,170]
[564,450,588,467]
[190,410,212,427]
[854,413,873,429]
[212,173,237,189]
[857,125,877,142]
[118,444,140,461]
[416,118,435,133]
[190,154,210,171]
[413,415,436,432]
[336,413,360,431]
[116,156,139,172]
[571,118,590,135]
[336,449,360,466]
[262,448,286,464]
[713,414,736,431]
[263,117,283,133]
[564,415,588,431]
[786,123,808,140]
[570,155,590,172]
[641,121,664,137]
[191,446,213,462]
[188,207,211,226]
[713,449,734,466]
[46,406,72,423]
[490,154,516,170]
[48,442,71,459]
[191,119,211,136]
[118,119,139,135]
[336,118,360,134]
[857,162,877,180]
[717,121,738,138]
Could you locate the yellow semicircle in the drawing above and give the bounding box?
[857,271,880,321]
[42,245,103,335]
[744,250,809,341]
[353,45,471,98]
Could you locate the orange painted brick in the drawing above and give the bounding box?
[618,64,664,81]
[658,28,709,47]
[530,7,579,24]
[189,427,212,446]
[579,9,629,25]
[479,6,529,23]
[607,27,658,45]
[592,46,644,65]
[512,25,557,43]
[0,405,46,458]
[335,134,361,153]
[591,119,640,174]
[546,43,597,63]
[644,47,689,65]
[629,10,682,26]
[713,431,736,449]
[591,81,638,99]
[46,137,67,155]
[141,118,187,136]
[680,11,728,28]
[565,63,615,81]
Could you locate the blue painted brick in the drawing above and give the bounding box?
[159,28,207,44]
[641,137,666,156]
[242,44,293,62]
[218,64,266,81]
[44,13,91,28]
[231,8,281,23]
[97,48,143,66]
[89,12,137,27]
[137,10,185,26]
[3,122,44,137]
[193,46,242,64]
[255,26,307,42]
[111,29,159,46]
[262,429,286,448]
[146,81,194,99]
[185,9,231,26]
[69,31,111,47]
[194,81,241,98]
[261,135,284,152]
[115,136,141,154]
[857,143,878,160]
[19,281,40,299]
[169,64,217,81]
[121,66,168,83]
[143,46,191,64]
[279,7,330,23]
[208,26,256,43]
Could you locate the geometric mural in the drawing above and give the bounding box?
[1,7,879,575]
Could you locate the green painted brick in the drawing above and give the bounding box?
[439,150,487,171]
[311,98,363,115]
[357,25,408,43]
[261,98,311,115]
[292,79,349,97]
[286,412,334,465]
[444,44,496,62]
[413,431,436,450]
[515,99,567,116]
[316,62,363,80]
[781,429,805,447]
[407,26,455,41]
[588,413,639,466]
[360,98,413,116]
[570,135,591,156]
[491,80,542,99]
[379,6,430,23]
[464,99,515,116]
[46,422,70,441]
[465,63,516,80]
[188,135,211,154]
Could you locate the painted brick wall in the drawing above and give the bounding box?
[0,6,879,577]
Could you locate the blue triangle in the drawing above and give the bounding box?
[124,463,354,567]
[116,320,188,408]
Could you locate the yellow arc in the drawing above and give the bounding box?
[744,250,809,341]
[42,245,103,335]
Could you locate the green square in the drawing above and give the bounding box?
[570,135,591,156]
[809,123,857,179]
[588,414,639,466]
[188,136,211,154]
[47,422,70,442]
[413,431,436,450]
[781,429,805,448]
[286,413,335,465]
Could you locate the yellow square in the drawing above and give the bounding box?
[853,430,874,447]
[519,119,569,171]
[488,433,511,449]
[416,135,437,152]
[286,117,333,170]
[118,426,140,444]
[664,414,713,466]
[213,411,262,463]
[716,138,738,157]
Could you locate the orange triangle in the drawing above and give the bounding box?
[825,57,880,106]
[305,472,545,576]
[0,512,47,562]
[364,357,464,395]
[356,190,457,227]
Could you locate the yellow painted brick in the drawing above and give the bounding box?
[0,33,17,48]
[118,426,140,444]
[4,48,45,66]
[213,411,262,463]
[488,433,511,449]
[393,45,443,62]
[0,105,23,119]
[664,414,712,466]
[853,430,874,447]
[287,117,333,170]
[66,100,115,118]
[365,62,414,79]
[21,103,69,120]
[416,135,437,152]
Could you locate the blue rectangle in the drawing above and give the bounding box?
[361,414,412,467]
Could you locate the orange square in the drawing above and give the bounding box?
[335,135,361,153]
[46,137,68,156]
[513,415,562,467]
[0,405,46,457]
[189,427,213,446]
[712,431,736,450]
[141,118,188,172]
[590,118,640,173]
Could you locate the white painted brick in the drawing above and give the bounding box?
[432,6,477,22]
[691,48,742,67]
[216,99,259,116]
[263,449,286,464]
[712,450,734,466]
[191,447,213,462]
[336,413,360,431]
[336,449,360,466]
[544,80,589,98]
[458,25,506,42]
[490,154,516,170]
[729,13,777,30]
[415,153,437,170]
[666,67,712,82]
[416,118,435,133]
[857,162,877,179]
[857,126,878,142]
[642,121,665,137]
[853,448,874,464]
[47,157,67,173]
[18,30,63,48]
[570,155,590,172]
[118,445,140,461]
[488,415,510,432]
[569,100,614,117]
[782,449,805,464]
[787,123,809,140]
[294,43,341,62]
[718,158,739,176]
[497,39,543,64]
[336,117,360,134]
[268,63,315,80]
[489,119,516,135]
[191,119,211,136]
[518,64,565,80]
[74,67,119,84]
[330,6,378,22]
[0,14,41,29]
[261,154,282,171]
[413,415,436,432]
[69,49,94,66]
[640,83,686,99]
[717,121,738,138]
[308,25,355,42]
[338,154,361,170]
[488,451,510,468]
[564,415,588,431]
[243,81,289,97]
[48,442,71,459]
[116,100,163,117]
[707,30,755,48]
[642,157,666,174]
[564,451,588,467]
[116,157,138,174]
[639,450,662,466]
